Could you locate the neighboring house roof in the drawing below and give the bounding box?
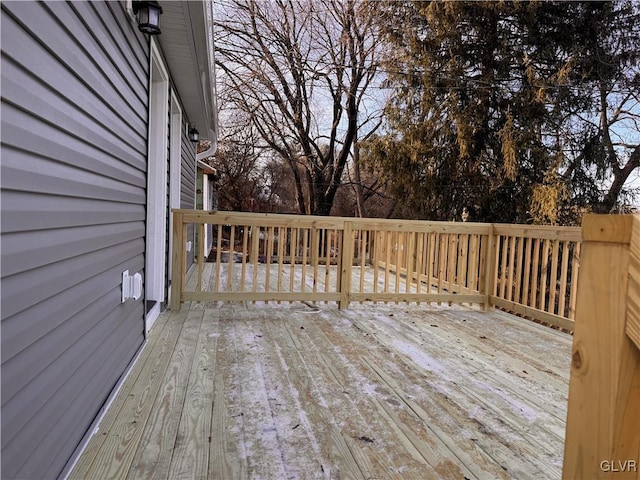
[158,1,218,151]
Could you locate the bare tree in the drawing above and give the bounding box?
[213,109,264,211]
[257,156,300,213]
[214,0,381,215]
[215,141,260,212]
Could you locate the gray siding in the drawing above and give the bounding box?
[181,118,197,266]
[162,92,198,303]
[1,2,148,479]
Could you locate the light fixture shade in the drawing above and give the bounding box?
[189,127,200,143]
[133,1,163,35]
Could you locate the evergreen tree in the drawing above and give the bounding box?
[367,0,639,224]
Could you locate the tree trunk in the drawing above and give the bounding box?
[598,145,640,212]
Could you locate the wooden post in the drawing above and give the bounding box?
[197,223,204,293]
[240,226,248,291]
[539,239,551,311]
[339,222,354,310]
[226,225,235,293]
[370,231,377,267]
[251,226,259,296]
[627,217,640,350]
[301,228,308,293]
[311,227,319,296]
[373,231,380,299]
[568,242,581,320]
[181,222,187,296]
[336,229,343,293]
[170,211,184,311]
[562,214,640,480]
[481,227,498,310]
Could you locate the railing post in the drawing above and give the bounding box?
[482,225,498,310]
[562,214,640,479]
[627,217,640,351]
[170,210,184,311]
[339,221,354,310]
[369,231,376,266]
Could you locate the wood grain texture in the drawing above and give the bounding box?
[626,216,640,351]
[68,311,173,478]
[70,307,186,480]
[126,308,204,480]
[170,212,184,311]
[490,296,575,331]
[71,291,573,480]
[581,213,634,243]
[166,307,213,480]
[563,214,640,480]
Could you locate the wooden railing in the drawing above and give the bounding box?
[170,210,495,310]
[370,228,491,305]
[370,223,582,330]
[489,224,581,331]
[170,210,582,330]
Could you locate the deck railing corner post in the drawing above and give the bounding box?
[482,225,498,311]
[562,214,640,479]
[170,210,184,311]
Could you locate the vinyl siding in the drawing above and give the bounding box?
[181,118,197,266]
[1,2,148,479]
[163,90,199,301]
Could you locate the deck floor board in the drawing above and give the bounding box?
[71,270,572,479]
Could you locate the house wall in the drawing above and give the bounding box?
[181,121,197,266]
[165,111,197,301]
[0,2,149,478]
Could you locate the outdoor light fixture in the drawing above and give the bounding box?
[189,126,200,143]
[132,1,163,35]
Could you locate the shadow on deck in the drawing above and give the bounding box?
[70,299,571,480]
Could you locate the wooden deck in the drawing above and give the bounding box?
[70,290,572,479]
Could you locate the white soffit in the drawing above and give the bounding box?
[157,1,218,143]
